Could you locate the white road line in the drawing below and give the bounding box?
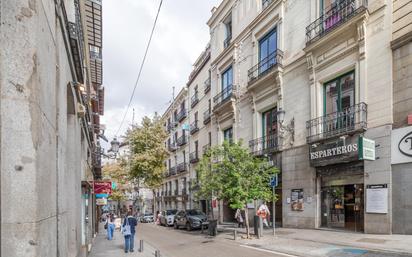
[239,245,300,257]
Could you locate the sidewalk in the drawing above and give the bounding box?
[218,224,412,256]
[89,223,163,257]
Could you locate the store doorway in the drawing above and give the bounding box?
[321,184,364,232]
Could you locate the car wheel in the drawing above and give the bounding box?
[174,222,178,229]
[186,222,192,231]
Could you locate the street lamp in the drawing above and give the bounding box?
[110,137,120,156]
[277,108,295,145]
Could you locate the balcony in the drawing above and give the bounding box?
[169,166,177,176]
[306,0,368,45]
[190,120,199,135]
[306,102,367,144]
[189,151,199,163]
[182,188,187,196]
[176,108,187,122]
[262,0,274,9]
[167,122,178,133]
[249,134,279,156]
[248,50,283,86]
[168,142,178,152]
[213,85,233,110]
[191,93,199,108]
[203,109,211,125]
[224,35,232,49]
[176,162,188,173]
[177,135,188,146]
[174,189,179,196]
[204,77,211,93]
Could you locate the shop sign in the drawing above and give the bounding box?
[310,136,375,166]
[96,198,108,206]
[93,181,112,195]
[366,184,388,214]
[391,126,412,164]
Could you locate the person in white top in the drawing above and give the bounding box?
[257,202,270,228]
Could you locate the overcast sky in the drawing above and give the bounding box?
[101,0,221,149]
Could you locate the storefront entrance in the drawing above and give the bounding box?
[321,184,364,232]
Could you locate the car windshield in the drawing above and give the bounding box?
[187,210,204,216]
[166,210,177,215]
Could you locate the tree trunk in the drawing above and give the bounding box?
[244,206,250,238]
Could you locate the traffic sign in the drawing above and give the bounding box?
[270,174,278,188]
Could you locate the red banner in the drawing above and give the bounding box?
[93,181,112,195]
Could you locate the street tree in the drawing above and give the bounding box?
[102,162,128,214]
[195,140,279,238]
[127,114,168,189]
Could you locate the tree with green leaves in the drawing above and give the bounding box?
[195,140,279,238]
[127,114,168,189]
[103,162,128,215]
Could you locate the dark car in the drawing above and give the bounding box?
[174,209,208,231]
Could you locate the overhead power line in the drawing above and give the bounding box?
[115,0,164,136]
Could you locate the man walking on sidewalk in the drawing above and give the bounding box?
[122,211,138,253]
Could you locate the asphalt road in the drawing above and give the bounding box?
[137,223,289,257]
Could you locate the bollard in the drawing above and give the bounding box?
[253,215,260,239]
[233,229,237,241]
[155,250,161,257]
[139,240,144,252]
[259,216,263,238]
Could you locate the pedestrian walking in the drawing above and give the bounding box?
[234,208,244,228]
[257,202,270,228]
[122,211,138,253]
[106,214,115,240]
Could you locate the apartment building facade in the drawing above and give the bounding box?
[1,0,105,256]
[206,0,411,234]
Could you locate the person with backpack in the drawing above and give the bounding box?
[122,211,138,253]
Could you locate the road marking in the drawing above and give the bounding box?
[240,245,300,257]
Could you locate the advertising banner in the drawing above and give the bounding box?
[391,126,412,164]
[96,198,108,206]
[93,181,112,195]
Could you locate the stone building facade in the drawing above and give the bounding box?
[155,0,412,235]
[1,0,105,256]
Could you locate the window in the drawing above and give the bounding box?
[262,108,278,137]
[324,71,355,115]
[259,29,277,74]
[195,140,199,154]
[182,150,186,163]
[208,132,212,146]
[223,127,233,142]
[223,13,232,48]
[221,66,233,99]
[194,111,198,122]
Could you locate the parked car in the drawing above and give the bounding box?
[159,209,177,226]
[141,213,154,223]
[174,209,208,231]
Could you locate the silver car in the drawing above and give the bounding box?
[160,209,177,226]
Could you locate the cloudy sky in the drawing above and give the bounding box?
[101,0,221,148]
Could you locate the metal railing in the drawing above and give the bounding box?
[248,50,283,84]
[190,120,199,134]
[191,93,199,108]
[224,35,232,49]
[177,135,188,146]
[213,85,233,108]
[167,122,177,132]
[249,134,279,156]
[176,162,188,173]
[169,166,177,176]
[204,77,211,93]
[189,151,199,163]
[306,102,367,143]
[176,108,187,122]
[203,109,211,124]
[168,142,178,152]
[306,0,368,44]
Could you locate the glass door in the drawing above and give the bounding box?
[259,29,277,74]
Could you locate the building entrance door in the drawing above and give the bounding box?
[321,184,364,232]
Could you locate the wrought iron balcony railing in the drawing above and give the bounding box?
[249,134,279,156]
[203,109,211,124]
[189,151,199,163]
[213,85,233,109]
[306,0,368,45]
[177,135,188,146]
[204,77,211,93]
[176,108,187,122]
[169,166,177,176]
[191,93,199,108]
[167,122,178,133]
[168,142,178,152]
[306,102,367,143]
[176,162,188,173]
[224,35,232,49]
[190,120,199,135]
[248,50,283,84]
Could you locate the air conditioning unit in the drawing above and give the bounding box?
[77,103,86,118]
